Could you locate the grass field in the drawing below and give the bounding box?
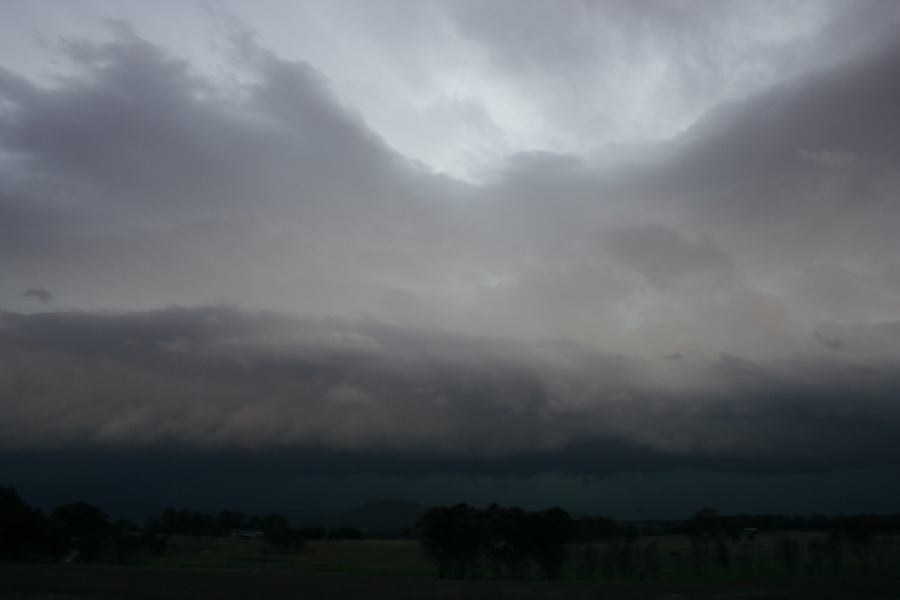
[3,565,900,600]
[139,532,898,580]
[3,533,900,599]
[141,537,436,576]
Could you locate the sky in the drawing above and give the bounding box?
[1,0,900,519]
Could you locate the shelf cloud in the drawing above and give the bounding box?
[1,2,899,510]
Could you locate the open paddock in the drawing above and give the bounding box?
[2,564,900,600]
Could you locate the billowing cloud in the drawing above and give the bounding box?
[602,224,733,289]
[1,306,899,476]
[0,3,899,495]
[20,288,53,303]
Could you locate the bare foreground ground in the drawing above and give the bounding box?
[2,565,900,600]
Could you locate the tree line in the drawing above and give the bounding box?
[4,484,899,578]
[1,486,360,563]
[678,508,900,540]
[418,503,617,579]
[417,504,900,580]
[1,486,165,563]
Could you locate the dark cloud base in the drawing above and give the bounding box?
[4,444,900,521]
[2,306,900,478]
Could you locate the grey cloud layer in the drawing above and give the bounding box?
[2,25,898,344]
[0,27,467,316]
[1,10,899,475]
[1,306,899,474]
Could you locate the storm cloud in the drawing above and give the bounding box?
[2,306,899,476]
[1,1,899,496]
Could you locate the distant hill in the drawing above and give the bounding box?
[286,499,428,536]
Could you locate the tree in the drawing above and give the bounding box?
[216,510,248,534]
[528,507,572,580]
[572,515,618,542]
[686,507,722,537]
[418,503,487,578]
[260,514,304,550]
[483,504,529,578]
[419,503,575,580]
[47,502,113,561]
[330,527,363,540]
[0,486,44,561]
[159,508,216,537]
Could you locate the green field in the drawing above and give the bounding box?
[137,532,900,581]
[4,534,900,599]
[3,564,900,600]
[141,537,436,576]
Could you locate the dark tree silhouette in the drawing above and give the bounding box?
[159,508,217,537]
[418,504,573,580]
[47,502,113,561]
[484,504,529,579]
[528,507,572,579]
[418,503,487,578]
[215,510,248,534]
[686,507,722,538]
[259,514,305,550]
[777,536,800,575]
[299,526,326,540]
[0,486,44,561]
[572,515,618,542]
[330,527,364,540]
